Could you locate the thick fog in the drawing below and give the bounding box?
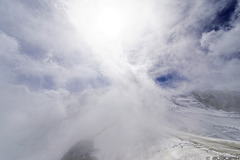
[0,0,240,159]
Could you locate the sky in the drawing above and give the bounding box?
[0,0,240,160]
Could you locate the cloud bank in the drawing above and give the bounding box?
[0,0,240,159]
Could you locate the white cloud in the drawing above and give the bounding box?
[201,23,240,56]
[0,0,240,159]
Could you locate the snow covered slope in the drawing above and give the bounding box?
[192,90,240,112]
[61,90,240,160]
[170,90,240,141]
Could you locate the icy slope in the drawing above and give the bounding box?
[61,90,240,160]
[170,90,240,141]
[129,135,240,160]
[61,134,240,160]
[192,90,240,112]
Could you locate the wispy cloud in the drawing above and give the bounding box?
[0,0,240,159]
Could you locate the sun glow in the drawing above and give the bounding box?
[63,1,154,44]
[97,8,125,39]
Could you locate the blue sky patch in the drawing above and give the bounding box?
[206,0,238,31]
[155,72,186,88]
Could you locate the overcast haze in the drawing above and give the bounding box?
[0,0,240,160]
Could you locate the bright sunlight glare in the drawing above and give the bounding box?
[63,1,152,44]
[97,8,125,39]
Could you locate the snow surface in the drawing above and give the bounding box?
[61,90,240,160]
